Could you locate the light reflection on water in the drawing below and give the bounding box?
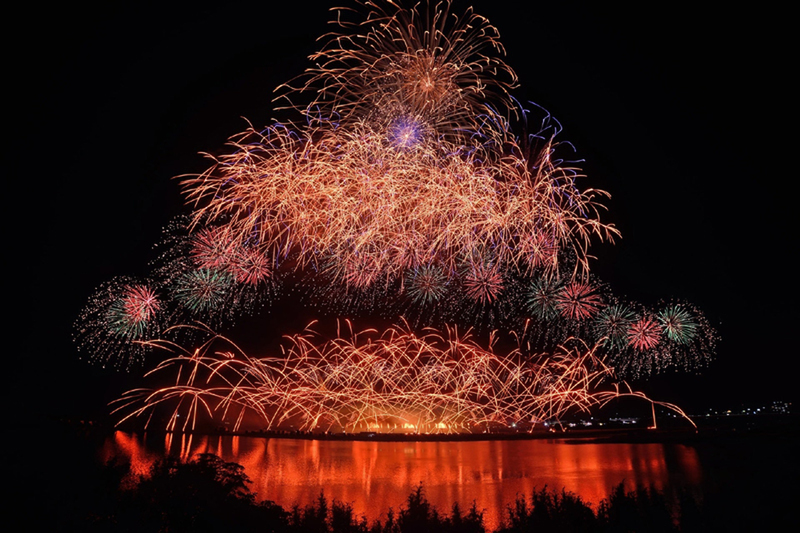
[101,432,703,531]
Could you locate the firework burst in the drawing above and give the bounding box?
[556,280,603,321]
[74,278,164,369]
[405,265,449,305]
[657,302,698,345]
[190,227,236,271]
[627,315,663,351]
[387,114,427,150]
[594,303,637,349]
[171,268,234,315]
[105,284,161,339]
[277,0,518,146]
[525,277,562,322]
[462,261,504,304]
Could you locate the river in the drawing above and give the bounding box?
[99,431,727,531]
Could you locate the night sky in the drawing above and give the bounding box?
[12,1,794,425]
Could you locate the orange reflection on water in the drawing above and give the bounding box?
[104,433,702,531]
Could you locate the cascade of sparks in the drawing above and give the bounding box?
[113,323,693,433]
[75,0,717,431]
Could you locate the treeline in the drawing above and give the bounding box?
[46,453,778,532]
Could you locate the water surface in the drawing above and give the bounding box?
[102,431,706,530]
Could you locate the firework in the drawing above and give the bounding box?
[228,246,272,286]
[594,303,637,349]
[592,298,719,378]
[655,300,717,373]
[171,268,234,315]
[114,322,694,433]
[556,280,603,321]
[627,315,663,351]
[657,302,698,345]
[183,119,615,289]
[405,265,449,305]
[149,217,277,324]
[75,1,716,427]
[189,225,273,286]
[182,1,619,291]
[525,277,563,322]
[462,261,504,304]
[387,114,427,150]
[190,227,236,271]
[276,0,518,147]
[105,284,161,339]
[74,278,164,369]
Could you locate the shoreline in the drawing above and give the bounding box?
[97,416,797,444]
[43,411,797,445]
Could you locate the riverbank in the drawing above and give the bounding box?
[97,412,796,444]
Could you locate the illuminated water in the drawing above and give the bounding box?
[101,431,710,530]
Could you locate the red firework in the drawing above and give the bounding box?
[121,285,161,326]
[191,226,272,286]
[341,252,383,289]
[463,262,504,304]
[230,247,272,286]
[627,316,663,351]
[190,227,236,270]
[556,281,602,320]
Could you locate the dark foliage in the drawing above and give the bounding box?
[81,453,288,533]
[393,484,485,533]
[497,486,597,533]
[596,484,676,533]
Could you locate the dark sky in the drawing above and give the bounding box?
[13,1,795,422]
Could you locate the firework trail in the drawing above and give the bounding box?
[181,113,617,293]
[113,322,693,433]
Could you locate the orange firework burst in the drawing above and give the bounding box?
[276,0,518,146]
[182,116,616,290]
[627,315,663,351]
